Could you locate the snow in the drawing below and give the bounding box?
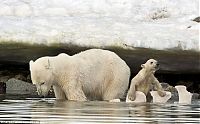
[0,0,199,51]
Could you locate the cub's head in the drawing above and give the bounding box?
[141,59,159,73]
[29,57,53,97]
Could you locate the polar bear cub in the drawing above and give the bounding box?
[127,59,166,101]
[29,49,130,101]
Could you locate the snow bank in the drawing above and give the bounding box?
[0,0,199,51]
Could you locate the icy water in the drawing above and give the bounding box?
[0,95,199,124]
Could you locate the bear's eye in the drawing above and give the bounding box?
[150,62,153,64]
[41,82,45,85]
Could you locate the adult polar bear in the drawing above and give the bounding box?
[29,49,130,101]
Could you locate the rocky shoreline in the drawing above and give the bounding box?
[0,43,199,98]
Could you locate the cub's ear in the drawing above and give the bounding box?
[141,64,145,68]
[29,60,34,70]
[44,59,51,69]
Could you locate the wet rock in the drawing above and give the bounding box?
[6,78,37,95]
[0,82,6,94]
[176,81,193,88]
[14,74,27,82]
[0,44,199,74]
[192,93,200,99]
[193,17,200,23]
[0,76,10,82]
[26,74,31,83]
[160,83,176,92]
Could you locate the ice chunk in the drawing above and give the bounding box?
[126,91,146,103]
[175,85,193,104]
[150,91,171,103]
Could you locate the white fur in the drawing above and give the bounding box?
[29,49,130,101]
[127,59,166,101]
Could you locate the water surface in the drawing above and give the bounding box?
[0,95,199,124]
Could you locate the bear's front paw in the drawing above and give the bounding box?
[127,91,136,101]
[157,90,166,97]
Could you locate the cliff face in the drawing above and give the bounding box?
[0,0,199,74]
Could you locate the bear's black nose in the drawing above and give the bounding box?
[156,63,159,66]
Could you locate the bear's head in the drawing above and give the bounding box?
[29,57,54,97]
[141,59,159,73]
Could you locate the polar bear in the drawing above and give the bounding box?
[29,49,130,101]
[127,59,166,101]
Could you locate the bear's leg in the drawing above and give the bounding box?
[127,83,136,101]
[103,78,128,101]
[153,77,166,97]
[53,85,66,99]
[62,81,87,101]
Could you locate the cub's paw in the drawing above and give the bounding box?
[157,90,166,97]
[127,91,136,101]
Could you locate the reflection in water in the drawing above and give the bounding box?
[0,95,199,124]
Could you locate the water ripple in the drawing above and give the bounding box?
[0,97,199,124]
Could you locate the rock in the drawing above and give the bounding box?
[160,83,176,92]
[0,82,6,94]
[170,91,179,102]
[192,93,200,100]
[26,74,31,83]
[193,17,200,23]
[6,78,37,95]
[176,81,193,89]
[0,76,10,82]
[0,44,199,74]
[14,74,27,81]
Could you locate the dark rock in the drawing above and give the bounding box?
[192,93,199,100]
[0,82,6,94]
[160,83,176,92]
[6,78,37,95]
[0,76,10,82]
[165,86,176,92]
[0,43,199,74]
[170,91,179,102]
[15,74,27,81]
[155,82,176,92]
[176,81,193,88]
[26,74,31,83]
[160,82,171,89]
[193,17,200,23]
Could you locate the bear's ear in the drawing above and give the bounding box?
[29,60,34,70]
[44,59,51,69]
[141,64,145,68]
